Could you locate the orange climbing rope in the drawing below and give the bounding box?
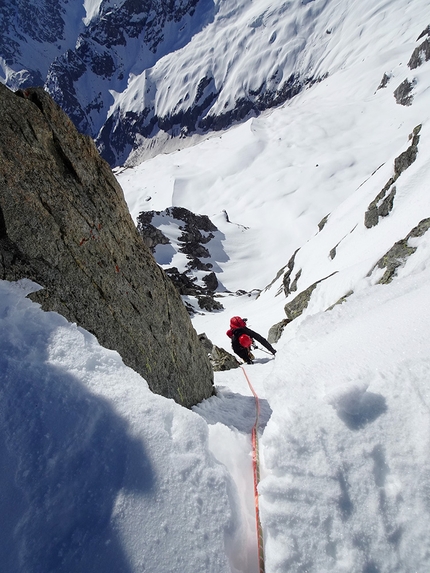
[241,365,265,573]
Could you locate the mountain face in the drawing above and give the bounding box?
[136,206,227,314]
[0,0,86,88]
[2,1,430,167]
[0,83,214,407]
[1,0,335,166]
[0,0,212,162]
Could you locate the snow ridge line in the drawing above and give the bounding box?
[241,366,265,573]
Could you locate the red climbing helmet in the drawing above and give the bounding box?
[230,316,247,329]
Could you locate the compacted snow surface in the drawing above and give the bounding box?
[2,0,430,571]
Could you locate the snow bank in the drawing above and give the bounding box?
[260,266,430,573]
[0,279,239,573]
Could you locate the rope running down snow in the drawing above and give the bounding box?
[241,365,265,573]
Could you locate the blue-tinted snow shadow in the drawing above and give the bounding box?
[335,392,387,431]
[0,327,154,573]
[252,356,275,365]
[194,387,272,434]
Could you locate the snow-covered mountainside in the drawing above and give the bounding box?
[116,0,430,570]
[0,0,86,88]
[4,0,425,166]
[2,1,430,572]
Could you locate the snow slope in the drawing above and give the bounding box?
[1,1,430,572]
[106,0,428,163]
[0,279,238,573]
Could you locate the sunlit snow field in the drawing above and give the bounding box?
[1,0,430,572]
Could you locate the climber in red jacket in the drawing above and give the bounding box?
[226,316,276,364]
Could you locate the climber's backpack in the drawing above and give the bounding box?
[238,333,253,348]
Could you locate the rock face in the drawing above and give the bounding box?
[198,333,241,371]
[137,207,226,314]
[364,125,421,228]
[0,84,214,408]
[390,26,430,107]
[369,218,430,284]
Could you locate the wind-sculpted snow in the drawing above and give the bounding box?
[259,272,430,573]
[0,279,238,573]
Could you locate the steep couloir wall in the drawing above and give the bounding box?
[0,84,214,407]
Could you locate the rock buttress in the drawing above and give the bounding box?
[0,84,214,407]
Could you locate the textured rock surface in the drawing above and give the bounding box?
[137,207,225,313]
[283,272,337,322]
[268,319,291,344]
[364,125,421,228]
[369,218,430,284]
[198,333,241,371]
[0,84,214,407]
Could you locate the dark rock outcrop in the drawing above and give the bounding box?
[391,26,430,107]
[377,72,391,90]
[198,333,241,371]
[364,125,421,228]
[283,272,337,322]
[368,218,430,284]
[364,184,397,228]
[282,249,300,297]
[268,319,291,344]
[408,37,430,69]
[283,271,339,322]
[0,84,214,407]
[393,79,415,106]
[137,207,225,313]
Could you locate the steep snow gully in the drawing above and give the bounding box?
[2,0,430,571]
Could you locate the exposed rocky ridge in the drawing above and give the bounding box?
[364,125,421,228]
[369,218,430,284]
[0,84,214,408]
[378,25,430,107]
[136,207,225,313]
[269,124,426,340]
